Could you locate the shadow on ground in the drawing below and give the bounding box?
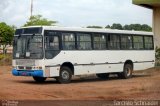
[11,73,151,85]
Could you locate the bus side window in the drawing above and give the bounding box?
[144,36,154,50]
[133,36,144,50]
[45,34,60,59]
[93,34,106,50]
[121,35,133,50]
[45,36,59,50]
[77,33,92,50]
[62,33,75,50]
[108,34,120,50]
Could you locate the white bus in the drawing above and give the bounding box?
[12,26,155,84]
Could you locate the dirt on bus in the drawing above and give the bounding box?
[0,66,160,101]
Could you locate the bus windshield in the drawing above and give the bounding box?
[13,35,43,59]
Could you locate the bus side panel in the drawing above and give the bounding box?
[74,64,123,75]
[134,62,155,71]
[44,50,155,76]
[74,66,95,75]
[44,66,60,77]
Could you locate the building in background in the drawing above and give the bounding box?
[133,0,160,48]
[0,45,13,54]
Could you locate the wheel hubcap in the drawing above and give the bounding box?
[126,68,131,76]
[62,70,69,80]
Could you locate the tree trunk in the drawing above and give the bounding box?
[2,45,7,54]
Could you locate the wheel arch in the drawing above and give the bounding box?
[61,62,74,75]
[124,60,134,70]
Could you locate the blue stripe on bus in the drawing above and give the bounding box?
[12,69,43,77]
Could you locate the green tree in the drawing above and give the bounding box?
[0,22,14,54]
[24,15,57,26]
[141,24,152,32]
[156,47,160,60]
[111,23,123,30]
[130,24,142,31]
[156,47,160,66]
[87,26,103,29]
[123,24,152,32]
[123,24,132,30]
[105,25,111,29]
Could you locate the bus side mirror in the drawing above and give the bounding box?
[26,52,30,57]
[32,34,36,39]
[16,53,20,58]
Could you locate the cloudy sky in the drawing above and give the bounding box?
[0,0,152,27]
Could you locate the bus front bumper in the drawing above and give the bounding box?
[12,69,44,77]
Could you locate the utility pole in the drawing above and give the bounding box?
[30,0,33,17]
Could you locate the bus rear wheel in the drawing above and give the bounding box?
[57,66,72,84]
[118,64,133,79]
[33,77,47,83]
[96,73,110,79]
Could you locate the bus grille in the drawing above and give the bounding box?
[18,66,25,70]
[16,60,35,66]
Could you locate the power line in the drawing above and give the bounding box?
[30,0,33,17]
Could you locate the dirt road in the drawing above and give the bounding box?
[0,66,160,100]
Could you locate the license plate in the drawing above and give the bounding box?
[21,72,27,76]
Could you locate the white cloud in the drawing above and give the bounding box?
[0,0,152,27]
[0,0,30,26]
[0,0,9,12]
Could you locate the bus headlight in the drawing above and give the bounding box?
[12,66,17,69]
[38,66,42,70]
[32,66,43,70]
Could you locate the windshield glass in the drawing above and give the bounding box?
[13,35,43,59]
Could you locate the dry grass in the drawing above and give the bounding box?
[0,54,12,66]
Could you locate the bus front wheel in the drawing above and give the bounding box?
[33,77,47,83]
[57,66,72,84]
[96,73,110,79]
[118,64,133,79]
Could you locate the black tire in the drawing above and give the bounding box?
[118,64,133,79]
[57,66,72,84]
[33,76,47,83]
[96,73,110,79]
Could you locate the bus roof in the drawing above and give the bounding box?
[21,26,153,36]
